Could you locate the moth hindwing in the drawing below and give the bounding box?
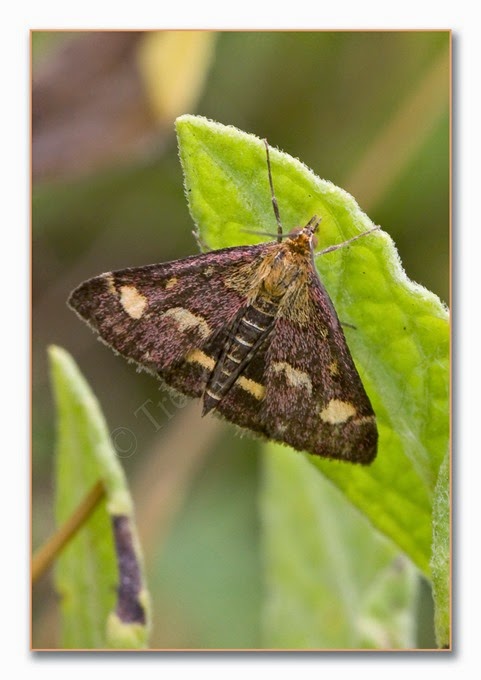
[69,142,379,464]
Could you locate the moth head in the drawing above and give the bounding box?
[288,215,321,252]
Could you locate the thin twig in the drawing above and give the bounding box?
[32,479,106,584]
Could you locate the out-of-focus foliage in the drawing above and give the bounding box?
[50,346,150,649]
[262,446,418,649]
[32,31,449,650]
[32,32,216,181]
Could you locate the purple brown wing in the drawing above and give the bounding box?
[215,270,377,463]
[68,244,271,396]
[265,271,377,462]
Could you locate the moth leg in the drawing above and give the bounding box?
[315,226,380,258]
[192,229,212,253]
[340,320,357,330]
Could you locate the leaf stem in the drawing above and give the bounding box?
[32,479,106,584]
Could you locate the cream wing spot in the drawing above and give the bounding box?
[119,285,148,319]
[203,265,215,278]
[105,273,117,296]
[165,277,178,290]
[237,376,265,400]
[328,360,339,376]
[320,399,357,424]
[162,307,211,339]
[272,361,313,395]
[185,348,215,371]
[319,326,329,339]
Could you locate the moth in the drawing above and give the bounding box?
[69,142,379,464]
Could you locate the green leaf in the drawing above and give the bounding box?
[431,449,450,648]
[261,445,418,649]
[49,345,150,649]
[176,115,449,576]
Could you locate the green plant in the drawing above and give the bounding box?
[176,115,450,648]
[47,346,150,649]
[37,116,449,649]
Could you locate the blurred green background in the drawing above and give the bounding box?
[32,30,449,649]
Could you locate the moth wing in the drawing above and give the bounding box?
[68,244,271,395]
[259,272,377,463]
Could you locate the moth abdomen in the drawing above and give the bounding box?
[202,298,277,415]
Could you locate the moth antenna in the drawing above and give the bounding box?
[340,321,357,330]
[241,228,290,240]
[315,226,380,258]
[263,139,283,243]
[193,230,212,253]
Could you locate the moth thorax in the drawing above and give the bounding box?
[261,251,299,298]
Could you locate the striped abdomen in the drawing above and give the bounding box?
[202,295,278,414]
